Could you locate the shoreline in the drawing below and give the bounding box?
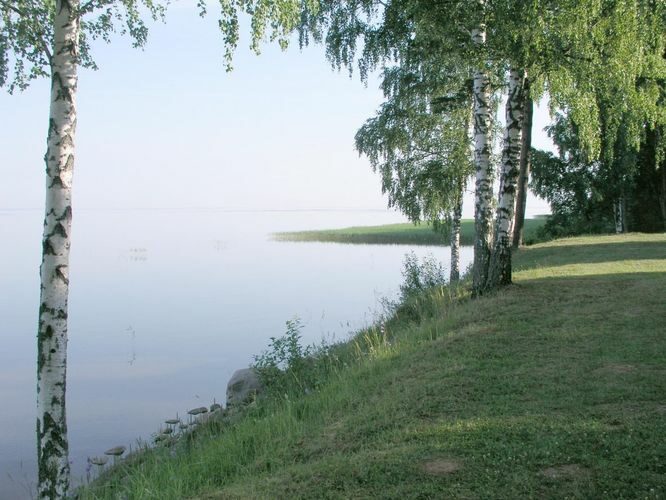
[80,233,666,499]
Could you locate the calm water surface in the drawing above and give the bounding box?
[0,209,472,497]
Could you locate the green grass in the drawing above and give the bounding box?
[82,233,666,499]
[273,218,546,246]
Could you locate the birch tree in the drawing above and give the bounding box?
[299,0,502,288]
[486,68,525,289]
[512,77,533,248]
[470,18,494,295]
[1,1,311,497]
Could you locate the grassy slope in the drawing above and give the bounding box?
[85,234,666,499]
[273,219,545,246]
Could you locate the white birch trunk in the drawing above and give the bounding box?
[486,69,525,290]
[614,197,626,233]
[449,183,463,284]
[512,77,533,249]
[471,24,494,296]
[37,1,79,497]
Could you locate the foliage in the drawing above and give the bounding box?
[398,251,447,301]
[528,0,666,240]
[252,318,341,398]
[530,156,612,238]
[0,0,316,93]
[300,0,504,232]
[545,0,666,163]
[355,68,474,229]
[531,107,666,238]
[630,125,666,232]
[530,121,616,237]
[253,318,314,395]
[0,0,167,92]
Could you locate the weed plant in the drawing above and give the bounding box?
[252,318,345,399]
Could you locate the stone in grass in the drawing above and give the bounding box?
[540,464,589,480]
[421,459,462,476]
[89,456,108,466]
[197,409,223,425]
[226,368,264,407]
[154,434,170,443]
[188,406,208,416]
[210,403,222,412]
[165,418,181,425]
[104,446,126,457]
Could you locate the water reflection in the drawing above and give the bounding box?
[0,209,473,498]
[127,248,148,262]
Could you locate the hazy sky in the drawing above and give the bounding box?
[0,3,553,215]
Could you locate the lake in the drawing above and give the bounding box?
[0,208,472,498]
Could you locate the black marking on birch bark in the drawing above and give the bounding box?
[53,74,73,101]
[42,239,57,255]
[58,86,73,103]
[55,265,69,285]
[53,221,68,238]
[47,119,58,142]
[38,351,47,375]
[59,133,74,150]
[64,153,74,172]
[61,39,77,58]
[42,239,56,255]
[51,71,63,92]
[37,411,69,499]
[38,413,66,457]
[56,206,72,222]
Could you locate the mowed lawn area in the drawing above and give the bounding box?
[84,233,666,499]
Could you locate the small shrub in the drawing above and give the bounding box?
[253,318,311,394]
[252,319,341,399]
[399,251,447,302]
[381,253,471,327]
